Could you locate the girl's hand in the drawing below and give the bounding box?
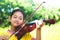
[34,20,44,29]
[0,35,8,40]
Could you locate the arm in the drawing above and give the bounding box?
[35,20,44,40]
[36,27,41,40]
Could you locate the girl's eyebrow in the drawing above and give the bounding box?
[13,15,23,18]
[13,14,17,16]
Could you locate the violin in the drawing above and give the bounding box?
[15,19,55,40]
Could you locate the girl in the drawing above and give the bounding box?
[0,9,44,40]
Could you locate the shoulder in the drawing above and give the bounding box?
[0,29,11,36]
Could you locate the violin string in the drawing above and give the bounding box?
[8,2,45,40]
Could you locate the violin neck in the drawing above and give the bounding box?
[43,19,55,24]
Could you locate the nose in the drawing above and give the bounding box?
[16,18,19,22]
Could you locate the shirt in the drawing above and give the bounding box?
[0,29,36,40]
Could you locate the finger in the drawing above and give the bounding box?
[36,20,44,28]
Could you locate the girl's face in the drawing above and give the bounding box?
[9,11,24,27]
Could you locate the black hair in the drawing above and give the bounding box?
[10,9,25,18]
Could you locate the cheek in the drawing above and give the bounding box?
[19,20,23,25]
[10,19,15,23]
[10,18,16,24]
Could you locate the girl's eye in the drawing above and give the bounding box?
[19,18,22,20]
[14,16,17,18]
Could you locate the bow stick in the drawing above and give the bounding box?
[8,1,45,40]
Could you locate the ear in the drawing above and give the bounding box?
[8,16,11,22]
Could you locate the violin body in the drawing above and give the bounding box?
[15,22,36,39]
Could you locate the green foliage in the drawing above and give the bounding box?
[0,0,60,27]
[0,0,34,27]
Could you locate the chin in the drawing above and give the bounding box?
[13,25,19,27]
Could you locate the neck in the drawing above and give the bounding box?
[11,26,16,33]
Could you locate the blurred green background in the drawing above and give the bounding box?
[0,0,60,40]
